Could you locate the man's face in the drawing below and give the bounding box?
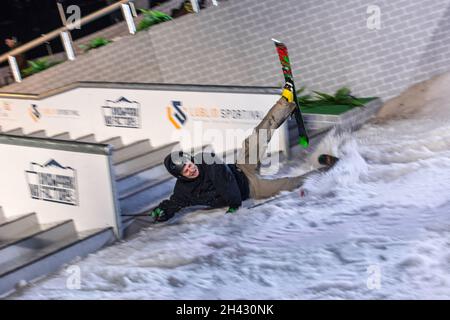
[5,38,16,48]
[181,161,199,179]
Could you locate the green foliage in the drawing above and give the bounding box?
[79,37,111,52]
[296,86,314,105]
[137,9,172,32]
[21,58,61,77]
[295,86,376,108]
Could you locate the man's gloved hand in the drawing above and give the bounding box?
[149,208,173,222]
[226,207,238,214]
[150,207,163,218]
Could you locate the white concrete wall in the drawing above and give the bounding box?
[0,139,120,236]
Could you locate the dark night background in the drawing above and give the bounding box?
[0,0,124,60]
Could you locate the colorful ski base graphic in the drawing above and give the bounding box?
[272,38,309,147]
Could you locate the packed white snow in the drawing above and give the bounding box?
[7,74,450,300]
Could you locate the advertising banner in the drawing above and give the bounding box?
[0,84,288,157]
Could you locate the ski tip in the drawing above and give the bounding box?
[298,136,309,148]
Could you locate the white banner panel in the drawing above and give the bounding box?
[0,84,288,156]
[0,138,120,236]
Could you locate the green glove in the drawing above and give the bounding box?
[226,207,238,214]
[150,208,164,220]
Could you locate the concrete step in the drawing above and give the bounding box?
[5,128,24,135]
[114,141,178,180]
[0,227,115,298]
[116,162,171,200]
[27,130,47,138]
[0,223,42,251]
[76,134,96,143]
[120,178,175,223]
[112,139,153,164]
[100,136,124,149]
[0,220,77,266]
[51,132,71,140]
[0,206,5,224]
[0,212,39,241]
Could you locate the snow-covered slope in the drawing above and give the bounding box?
[7,74,450,300]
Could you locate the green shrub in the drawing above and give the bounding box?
[79,37,111,52]
[296,86,376,108]
[137,9,172,32]
[21,58,61,77]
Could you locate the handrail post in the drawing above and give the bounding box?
[57,2,76,61]
[42,34,53,56]
[190,0,200,13]
[8,56,22,83]
[121,3,136,34]
[61,31,76,61]
[128,0,138,17]
[56,2,68,25]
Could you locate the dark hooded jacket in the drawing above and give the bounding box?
[155,152,250,220]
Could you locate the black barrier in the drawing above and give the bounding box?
[0,299,439,318]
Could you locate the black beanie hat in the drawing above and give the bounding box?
[164,151,193,180]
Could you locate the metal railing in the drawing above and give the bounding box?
[1,0,137,83]
[0,0,131,65]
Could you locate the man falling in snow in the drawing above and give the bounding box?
[149,83,338,222]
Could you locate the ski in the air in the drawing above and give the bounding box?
[272,38,309,147]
